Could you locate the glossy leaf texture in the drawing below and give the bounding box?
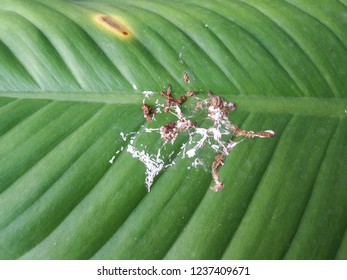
[0,0,346,260]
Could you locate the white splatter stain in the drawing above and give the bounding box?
[127,144,165,191]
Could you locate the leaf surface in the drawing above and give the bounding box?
[0,0,346,260]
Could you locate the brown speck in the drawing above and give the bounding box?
[183,73,189,82]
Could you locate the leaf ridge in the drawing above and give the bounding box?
[1,107,139,259]
[0,102,102,193]
[17,117,148,259]
[0,99,48,136]
[187,0,308,97]
[108,3,202,91]
[284,0,347,53]
[33,0,135,91]
[280,119,340,259]
[220,115,295,259]
[0,100,54,159]
[0,9,81,91]
[0,40,40,91]
[128,1,241,93]
[0,104,106,230]
[92,118,211,259]
[239,0,339,97]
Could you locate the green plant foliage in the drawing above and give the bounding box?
[0,0,346,260]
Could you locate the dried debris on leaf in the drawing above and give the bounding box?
[211,153,226,192]
[232,124,276,138]
[160,84,187,112]
[111,82,276,192]
[142,104,156,121]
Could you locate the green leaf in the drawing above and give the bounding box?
[0,0,346,260]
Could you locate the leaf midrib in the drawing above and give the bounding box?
[0,91,346,118]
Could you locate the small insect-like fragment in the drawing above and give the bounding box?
[207,91,237,113]
[142,104,156,121]
[160,121,178,143]
[164,96,187,112]
[207,91,228,111]
[232,125,276,138]
[159,84,173,99]
[210,153,226,192]
[159,91,172,99]
[183,73,189,82]
[161,84,185,112]
[186,91,198,97]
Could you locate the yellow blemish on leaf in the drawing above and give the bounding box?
[93,14,131,38]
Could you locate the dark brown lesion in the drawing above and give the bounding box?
[100,15,121,29]
[97,15,130,36]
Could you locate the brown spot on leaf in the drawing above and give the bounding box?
[94,14,131,38]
